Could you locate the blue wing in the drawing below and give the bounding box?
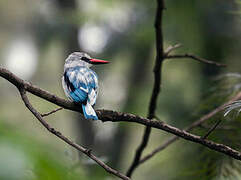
[62,66,99,120]
[62,66,98,105]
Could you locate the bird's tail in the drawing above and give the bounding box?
[82,102,98,120]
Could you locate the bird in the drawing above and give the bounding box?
[62,52,109,120]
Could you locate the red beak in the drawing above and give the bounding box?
[90,59,109,65]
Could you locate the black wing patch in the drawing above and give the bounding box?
[64,71,75,92]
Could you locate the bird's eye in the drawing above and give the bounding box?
[81,57,89,61]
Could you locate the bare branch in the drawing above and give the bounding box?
[202,119,222,139]
[166,54,226,67]
[126,0,165,177]
[0,67,80,112]
[1,67,241,170]
[18,88,130,180]
[139,135,177,164]
[139,92,241,164]
[164,43,182,56]
[41,107,63,117]
[99,110,241,160]
[199,124,235,131]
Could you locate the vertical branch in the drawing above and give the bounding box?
[126,0,165,177]
[149,0,165,119]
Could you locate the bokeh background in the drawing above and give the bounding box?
[0,0,241,179]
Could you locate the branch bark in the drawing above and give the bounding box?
[99,110,241,160]
[1,67,241,177]
[139,92,241,164]
[126,0,165,177]
[18,88,130,180]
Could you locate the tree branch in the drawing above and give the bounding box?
[41,107,63,117]
[166,54,226,67]
[1,67,241,176]
[0,67,80,112]
[99,110,241,160]
[18,88,130,180]
[164,43,182,56]
[139,92,241,164]
[126,0,165,177]
[202,119,222,139]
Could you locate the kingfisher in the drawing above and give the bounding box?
[62,52,109,120]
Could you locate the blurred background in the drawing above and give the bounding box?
[0,0,241,179]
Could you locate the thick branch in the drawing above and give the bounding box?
[0,67,80,111]
[1,67,241,165]
[139,92,241,164]
[126,0,165,177]
[18,88,130,180]
[99,110,241,160]
[166,54,226,67]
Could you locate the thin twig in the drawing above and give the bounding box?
[166,54,226,67]
[126,0,165,177]
[41,107,63,117]
[164,43,182,56]
[198,124,235,131]
[139,92,241,164]
[18,88,130,180]
[202,119,222,139]
[139,135,177,164]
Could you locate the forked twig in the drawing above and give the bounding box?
[126,0,165,177]
[1,67,241,177]
[41,107,63,117]
[166,54,226,67]
[139,92,241,165]
[18,88,130,180]
[164,43,182,56]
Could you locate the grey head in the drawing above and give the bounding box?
[64,52,109,70]
[64,52,92,69]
